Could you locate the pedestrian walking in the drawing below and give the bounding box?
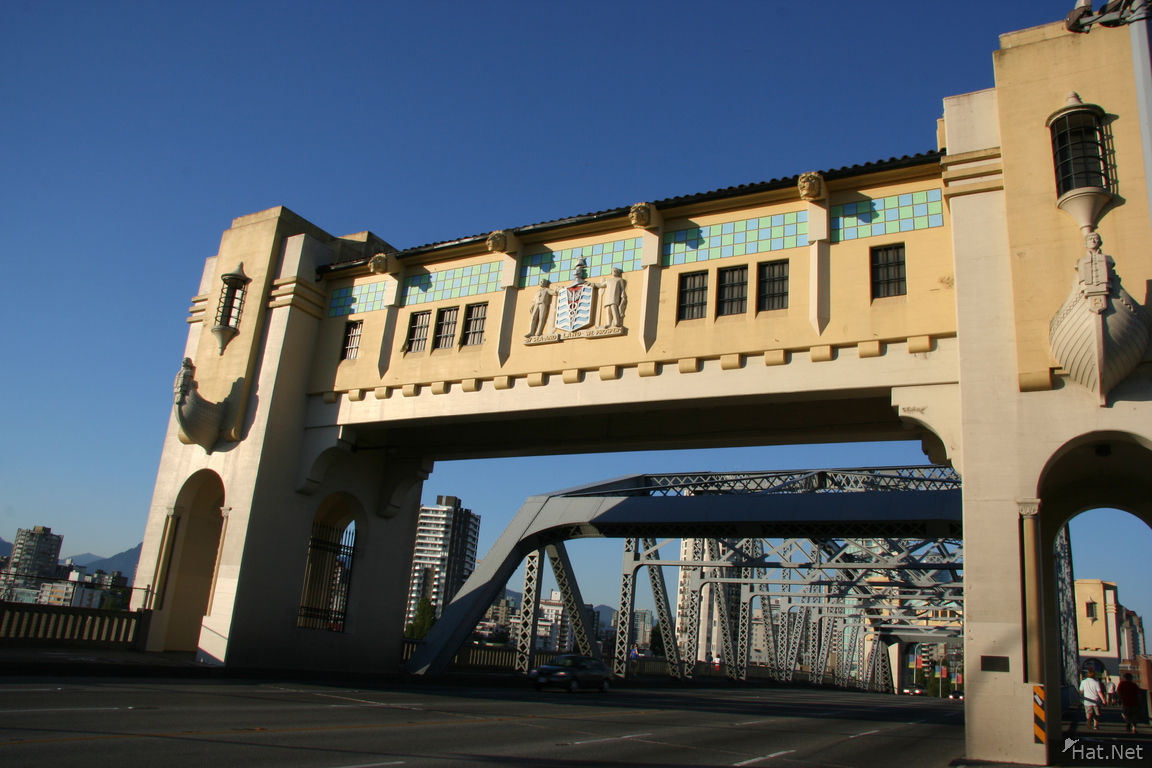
[1080,670,1107,730]
[1117,673,1143,734]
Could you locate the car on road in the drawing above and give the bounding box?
[529,654,612,692]
[901,683,926,695]
[948,689,964,700]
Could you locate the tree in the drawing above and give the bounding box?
[650,623,666,658]
[404,597,437,639]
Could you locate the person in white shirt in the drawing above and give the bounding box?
[1080,670,1106,730]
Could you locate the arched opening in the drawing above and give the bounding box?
[1037,434,1152,745]
[156,469,226,652]
[297,492,362,632]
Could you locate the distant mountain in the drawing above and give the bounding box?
[83,543,143,585]
[62,552,104,567]
[0,537,10,557]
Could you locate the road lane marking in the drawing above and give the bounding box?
[734,751,795,766]
[816,711,846,717]
[849,729,880,738]
[571,733,651,745]
[908,719,926,724]
[330,763,405,767]
[735,719,777,725]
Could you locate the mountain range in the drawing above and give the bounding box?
[0,537,142,585]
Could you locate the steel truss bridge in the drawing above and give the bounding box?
[408,466,966,692]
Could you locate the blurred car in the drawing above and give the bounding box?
[902,683,927,695]
[948,689,965,700]
[529,654,612,692]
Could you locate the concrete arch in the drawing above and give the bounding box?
[1037,431,1152,530]
[150,469,226,652]
[297,491,366,633]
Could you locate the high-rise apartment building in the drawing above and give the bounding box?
[5,526,63,578]
[405,496,480,623]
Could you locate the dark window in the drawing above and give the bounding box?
[433,307,458,350]
[406,311,431,352]
[757,260,789,311]
[1086,601,1098,619]
[341,321,363,360]
[462,303,487,346]
[717,266,748,316]
[871,244,906,299]
[1050,110,1109,196]
[678,271,708,320]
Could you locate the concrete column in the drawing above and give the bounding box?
[1019,499,1044,683]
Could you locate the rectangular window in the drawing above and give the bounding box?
[433,306,458,350]
[341,320,363,360]
[406,311,431,352]
[757,260,789,311]
[1086,602,1098,619]
[717,266,748,316]
[462,303,487,346]
[871,244,906,299]
[678,271,708,320]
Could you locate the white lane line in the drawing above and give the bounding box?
[849,729,881,739]
[908,719,926,724]
[329,763,405,767]
[735,719,778,725]
[816,711,846,717]
[733,751,795,766]
[571,733,651,745]
[1,707,121,714]
[328,703,427,708]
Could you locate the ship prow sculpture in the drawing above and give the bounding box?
[1049,233,1150,405]
[173,357,232,453]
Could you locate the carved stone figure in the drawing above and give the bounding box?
[525,279,558,337]
[368,253,389,275]
[798,172,825,201]
[629,202,653,228]
[173,358,230,453]
[594,267,628,328]
[1049,233,1151,405]
[486,230,508,253]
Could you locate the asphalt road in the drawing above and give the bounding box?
[0,677,966,768]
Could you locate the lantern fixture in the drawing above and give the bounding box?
[1047,92,1112,233]
[211,262,251,354]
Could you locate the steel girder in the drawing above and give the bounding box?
[407,465,962,677]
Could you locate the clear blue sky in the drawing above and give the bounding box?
[1,2,1148,621]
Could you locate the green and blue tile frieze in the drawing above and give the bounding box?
[401,261,503,306]
[831,189,943,242]
[329,282,389,317]
[519,237,644,288]
[661,211,809,266]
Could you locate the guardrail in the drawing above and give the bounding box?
[0,602,151,649]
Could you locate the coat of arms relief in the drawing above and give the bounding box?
[524,256,628,345]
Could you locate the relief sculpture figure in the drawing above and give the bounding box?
[525,278,558,338]
[593,267,628,328]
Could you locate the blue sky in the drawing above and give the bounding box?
[2,2,1149,618]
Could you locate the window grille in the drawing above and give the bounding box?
[1086,601,1098,619]
[406,311,431,352]
[297,521,356,632]
[1050,111,1109,196]
[341,321,362,360]
[678,271,708,320]
[717,266,748,316]
[433,307,459,350]
[462,303,487,345]
[870,244,906,299]
[757,260,789,311]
